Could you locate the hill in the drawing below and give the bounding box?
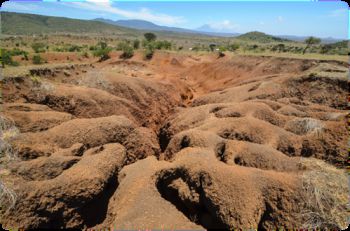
[237,31,290,43]
[94,18,195,34]
[0,12,132,35]
[95,18,239,37]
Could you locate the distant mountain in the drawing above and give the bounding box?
[237,31,290,43]
[278,35,343,44]
[95,18,239,37]
[94,18,195,34]
[196,24,240,37]
[0,12,132,35]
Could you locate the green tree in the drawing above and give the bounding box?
[209,43,216,52]
[303,37,321,54]
[144,33,157,42]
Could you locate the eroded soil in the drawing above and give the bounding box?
[1,52,348,230]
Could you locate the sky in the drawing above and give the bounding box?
[1,0,349,39]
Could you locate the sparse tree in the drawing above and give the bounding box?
[303,37,321,54]
[144,33,157,42]
[209,43,216,52]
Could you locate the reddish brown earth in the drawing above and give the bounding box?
[1,52,348,230]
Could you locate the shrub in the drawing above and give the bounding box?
[31,42,46,53]
[272,44,286,52]
[154,40,172,50]
[9,48,28,56]
[227,43,240,52]
[218,48,226,58]
[133,39,140,49]
[120,44,134,59]
[116,41,128,51]
[93,42,112,61]
[32,54,45,64]
[0,49,19,67]
[67,45,82,52]
[144,43,155,60]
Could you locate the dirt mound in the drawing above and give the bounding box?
[1,143,126,229]
[4,107,73,132]
[14,115,159,163]
[1,53,348,229]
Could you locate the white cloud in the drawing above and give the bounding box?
[277,16,284,22]
[328,8,347,18]
[67,0,185,25]
[2,2,39,11]
[207,20,239,31]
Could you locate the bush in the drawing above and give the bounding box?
[227,43,240,52]
[93,42,112,61]
[9,48,28,56]
[133,39,140,49]
[154,40,172,50]
[218,47,225,58]
[0,49,19,67]
[120,45,134,59]
[32,54,45,64]
[144,43,155,60]
[67,45,82,52]
[116,41,128,51]
[272,44,285,52]
[31,43,46,53]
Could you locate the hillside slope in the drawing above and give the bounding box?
[1,12,133,35]
[237,31,291,43]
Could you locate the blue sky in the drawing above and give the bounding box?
[1,0,349,39]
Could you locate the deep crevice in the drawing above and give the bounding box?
[155,168,228,229]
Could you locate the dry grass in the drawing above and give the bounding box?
[75,70,112,90]
[285,118,324,135]
[0,116,19,161]
[300,158,349,230]
[0,115,18,213]
[0,181,17,213]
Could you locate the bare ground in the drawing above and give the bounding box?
[0,52,348,230]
